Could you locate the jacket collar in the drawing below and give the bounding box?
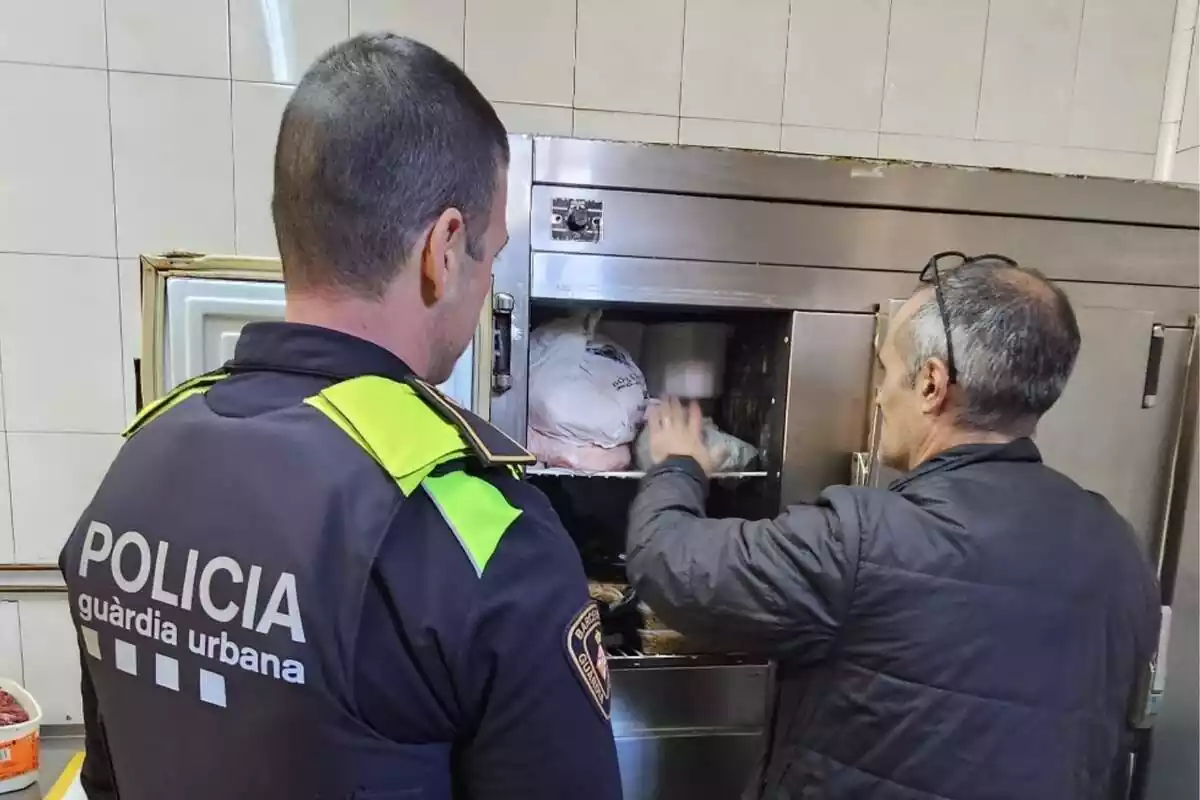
[889,437,1042,491]
[227,321,537,467]
[227,321,414,384]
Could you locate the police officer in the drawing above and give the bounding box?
[59,34,622,800]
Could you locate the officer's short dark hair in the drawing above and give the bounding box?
[904,262,1081,435]
[273,33,509,298]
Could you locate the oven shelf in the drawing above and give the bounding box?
[605,651,767,668]
[528,467,770,480]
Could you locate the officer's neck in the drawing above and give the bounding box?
[286,288,435,380]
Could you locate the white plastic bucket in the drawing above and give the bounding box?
[0,678,42,794]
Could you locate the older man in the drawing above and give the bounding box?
[627,253,1160,800]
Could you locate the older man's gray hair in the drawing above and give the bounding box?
[904,261,1081,436]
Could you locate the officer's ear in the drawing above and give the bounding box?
[420,207,468,304]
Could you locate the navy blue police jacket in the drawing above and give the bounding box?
[58,322,622,800]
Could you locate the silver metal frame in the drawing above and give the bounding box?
[531,253,1199,327]
[533,137,1199,228]
[528,185,1197,288]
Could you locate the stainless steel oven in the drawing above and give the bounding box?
[126,136,1198,800]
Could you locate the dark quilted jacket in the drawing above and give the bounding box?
[626,439,1160,800]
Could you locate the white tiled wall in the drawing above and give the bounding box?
[1174,4,1200,183]
[0,0,1196,723]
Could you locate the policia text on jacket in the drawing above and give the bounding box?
[74,521,307,688]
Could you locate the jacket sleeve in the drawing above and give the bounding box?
[625,457,861,661]
[456,475,622,800]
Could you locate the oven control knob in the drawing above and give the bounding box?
[565,206,590,232]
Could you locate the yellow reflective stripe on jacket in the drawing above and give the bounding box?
[304,375,523,573]
[304,393,466,495]
[122,371,229,438]
[423,471,521,575]
[303,375,477,494]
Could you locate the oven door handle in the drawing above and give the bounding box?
[491,292,515,394]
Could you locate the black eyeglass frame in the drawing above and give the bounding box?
[917,251,1020,384]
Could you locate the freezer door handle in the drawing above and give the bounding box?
[492,292,515,394]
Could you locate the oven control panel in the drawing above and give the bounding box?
[551,197,603,243]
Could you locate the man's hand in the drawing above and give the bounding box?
[647,398,721,475]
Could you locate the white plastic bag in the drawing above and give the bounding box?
[528,311,649,452]
[633,399,759,473]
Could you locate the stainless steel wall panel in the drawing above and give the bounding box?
[1036,308,1161,551]
[532,253,1200,327]
[533,137,1200,229]
[610,663,770,737]
[529,187,1199,288]
[1058,284,1200,329]
[615,733,761,800]
[531,253,910,310]
[1117,330,1195,549]
[607,662,770,800]
[780,313,878,505]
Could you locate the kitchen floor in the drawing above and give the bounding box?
[12,733,81,799]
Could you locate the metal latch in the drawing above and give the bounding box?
[1134,605,1171,728]
[851,452,871,487]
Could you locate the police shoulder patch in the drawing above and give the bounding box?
[565,602,611,721]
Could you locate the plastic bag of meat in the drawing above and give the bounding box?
[0,689,29,726]
[633,399,759,472]
[527,428,632,472]
[528,311,648,455]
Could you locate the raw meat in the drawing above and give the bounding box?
[0,689,29,726]
[527,428,633,472]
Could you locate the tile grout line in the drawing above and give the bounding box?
[971,0,993,140]
[874,0,895,157]
[571,0,581,122]
[0,57,241,83]
[0,385,13,562]
[776,0,794,151]
[0,58,107,73]
[3,431,123,437]
[1064,0,1089,146]
[102,0,129,422]
[15,597,24,684]
[228,0,239,255]
[676,0,689,143]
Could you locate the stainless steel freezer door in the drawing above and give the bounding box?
[162,276,477,409]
